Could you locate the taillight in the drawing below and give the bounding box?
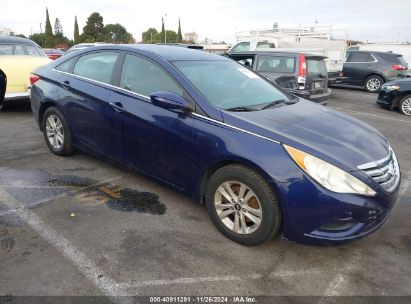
[30,74,40,85]
[392,64,407,71]
[299,54,307,76]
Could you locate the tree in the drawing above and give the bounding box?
[54,18,63,35]
[44,7,54,47]
[53,17,69,46]
[29,33,46,47]
[177,18,182,43]
[165,30,178,43]
[158,17,165,43]
[104,23,133,43]
[81,12,105,42]
[184,32,198,43]
[142,28,158,43]
[74,16,80,44]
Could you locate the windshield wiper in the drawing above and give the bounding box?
[259,100,286,110]
[225,106,257,112]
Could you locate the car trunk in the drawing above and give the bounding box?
[0,56,51,93]
[305,56,328,94]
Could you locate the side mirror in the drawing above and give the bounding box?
[150,91,192,111]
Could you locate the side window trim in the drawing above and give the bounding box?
[52,50,200,113]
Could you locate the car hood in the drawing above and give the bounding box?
[384,78,411,86]
[221,100,390,171]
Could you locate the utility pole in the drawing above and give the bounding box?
[163,14,167,44]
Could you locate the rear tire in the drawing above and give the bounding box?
[205,164,281,246]
[42,107,75,156]
[399,95,411,116]
[364,75,384,93]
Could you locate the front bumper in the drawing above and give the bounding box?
[268,156,400,246]
[376,90,399,109]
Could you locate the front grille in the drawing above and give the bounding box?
[358,148,400,193]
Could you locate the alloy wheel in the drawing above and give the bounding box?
[401,97,411,116]
[45,114,64,149]
[366,77,381,92]
[214,181,262,234]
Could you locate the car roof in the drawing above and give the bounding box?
[348,50,402,56]
[0,35,40,47]
[83,44,229,62]
[227,50,325,58]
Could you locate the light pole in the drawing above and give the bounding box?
[163,14,167,44]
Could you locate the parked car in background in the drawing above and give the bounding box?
[227,51,331,104]
[335,51,409,93]
[0,69,5,105]
[64,43,111,56]
[231,26,348,83]
[31,45,400,246]
[377,78,411,116]
[44,48,65,60]
[0,36,51,110]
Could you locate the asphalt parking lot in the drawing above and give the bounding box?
[0,88,410,299]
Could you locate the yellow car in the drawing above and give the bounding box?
[0,36,51,110]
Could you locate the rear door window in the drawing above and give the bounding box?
[347,52,374,62]
[257,56,295,73]
[73,51,119,84]
[119,54,183,97]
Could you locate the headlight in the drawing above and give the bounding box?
[382,85,400,91]
[284,145,376,196]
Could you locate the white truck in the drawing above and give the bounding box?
[229,25,348,81]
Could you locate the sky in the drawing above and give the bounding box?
[1,0,411,43]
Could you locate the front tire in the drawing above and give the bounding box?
[42,107,75,156]
[365,75,384,93]
[399,95,411,116]
[205,165,281,246]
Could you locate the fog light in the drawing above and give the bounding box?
[318,218,357,232]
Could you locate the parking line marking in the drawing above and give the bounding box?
[333,107,411,124]
[0,188,134,303]
[117,269,320,289]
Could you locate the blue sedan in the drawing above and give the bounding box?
[30,45,401,246]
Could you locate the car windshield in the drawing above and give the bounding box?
[173,60,292,110]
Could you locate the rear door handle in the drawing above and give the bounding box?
[59,80,71,89]
[109,102,124,112]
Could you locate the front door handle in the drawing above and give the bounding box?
[109,102,124,112]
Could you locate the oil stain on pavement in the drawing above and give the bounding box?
[0,167,166,227]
